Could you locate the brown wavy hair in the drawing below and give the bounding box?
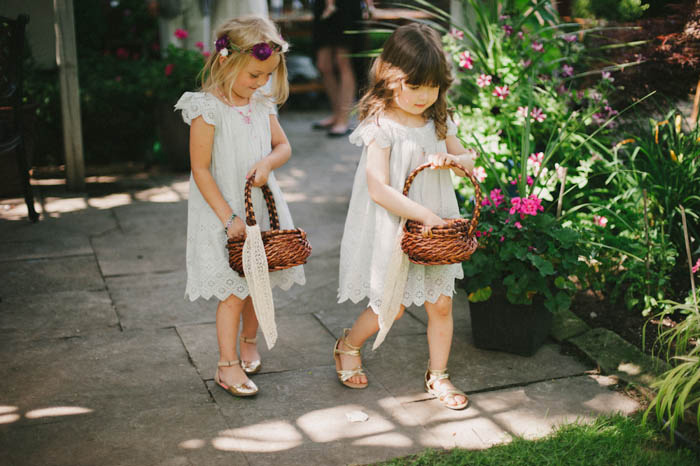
[357,23,454,140]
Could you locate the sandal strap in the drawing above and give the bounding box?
[341,329,362,352]
[240,336,257,344]
[217,360,241,367]
[437,388,467,402]
[337,366,366,382]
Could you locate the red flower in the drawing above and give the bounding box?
[174,28,189,39]
[164,63,175,76]
[116,47,129,59]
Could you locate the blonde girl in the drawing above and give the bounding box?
[335,23,477,410]
[175,16,305,398]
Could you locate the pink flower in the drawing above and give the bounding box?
[517,106,529,118]
[500,236,505,242]
[503,24,513,36]
[601,71,614,82]
[202,51,211,58]
[450,28,464,40]
[527,176,534,186]
[473,166,487,182]
[562,64,574,77]
[530,107,547,123]
[564,34,577,42]
[528,152,544,174]
[195,41,204,50]
[458,51,474,70]
[532,41,544,52]
[482,197,492,207]
[517,31,524,40]
[509,195,544,218]
[116,47,129,59]
[692,258,700,274]
[593,215,608,227]
[164,63,175,76]
[476,74,492,88]
[174,28,189,39]
[520,59,532,68]
[489,188,504,207]
[514,221,523,229]
[492,85,509,100]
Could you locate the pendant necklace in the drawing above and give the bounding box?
[220,93,252,124]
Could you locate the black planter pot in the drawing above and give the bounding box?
[469,287,552,356]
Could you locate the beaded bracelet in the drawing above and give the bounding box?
[224,213,237,236]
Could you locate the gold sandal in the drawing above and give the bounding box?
[424,367,468,410]
[240,335,262,375]
[214,360,258,397]
[333,328,368,389]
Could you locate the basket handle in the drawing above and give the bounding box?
[402,161,482,237]
[243,171,281,230]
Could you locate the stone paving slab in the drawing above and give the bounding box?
[0,404,240,466]
[177,312,335,380]
[106,270,213,330]
[570,328,670,387]
[91,202,187,276]
[0,255,105,298]
[0,328,210,417]
[314,305,427,339]
[0,290,118,340]
[400,374,639,450]
[208,365,441,466]
[361,333,591,403]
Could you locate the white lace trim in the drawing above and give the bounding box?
[349,118,392,148]
[175,92,218,126]
[242,224,277,350]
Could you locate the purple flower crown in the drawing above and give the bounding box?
[215,35,288,60]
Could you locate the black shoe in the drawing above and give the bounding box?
[327,127,352,138]
[311,120,334,130]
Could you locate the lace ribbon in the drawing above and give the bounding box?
[372,219,409,350]
[242,224,278,349]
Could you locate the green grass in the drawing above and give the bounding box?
[374,414,697,466]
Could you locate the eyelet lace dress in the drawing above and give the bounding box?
[338,115,463,314]
[175,91,305,302]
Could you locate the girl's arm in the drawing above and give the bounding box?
[366,141,446,228]
[190,116,245,237]
[246,114,292,187]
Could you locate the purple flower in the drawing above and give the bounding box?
[251,42,274,60]
[562,64,574,77]
[503,25,513,36]
[215,36,229,53]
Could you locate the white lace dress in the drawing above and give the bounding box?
[338,115,464,312]
[175,91,305,302]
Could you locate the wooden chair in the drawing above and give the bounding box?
[0,14,38,222]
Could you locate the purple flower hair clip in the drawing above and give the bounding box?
[214,35,288,60]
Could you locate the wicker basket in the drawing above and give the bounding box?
[400,161,482,265]
[227,176,311,276]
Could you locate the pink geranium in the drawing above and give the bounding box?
[489,188,504,207]
[476,74,492,88]
[492,85,509,100]
[458,51,474,70]
[164,63,175,76]
[509,195,544,219]
[514,221,523,229]
[195,41,204,50]
[593,215,608,227]
[174,28,189,39]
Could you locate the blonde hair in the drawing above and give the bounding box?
[200,16,289,105]
[357,23,454,140]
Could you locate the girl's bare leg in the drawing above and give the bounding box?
[216,295,250,386]
[339,305,405,385]
[424,295,466,407]
[240,297,260,363]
